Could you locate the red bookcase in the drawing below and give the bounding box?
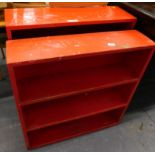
[6,30,155,149]
[5,6,136,39]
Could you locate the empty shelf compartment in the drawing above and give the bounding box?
[13,50,149,104]
[27,107,124,148]
[22,83,135,131]
[11,22,134,39]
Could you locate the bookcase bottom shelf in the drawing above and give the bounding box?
[27,107,124,149]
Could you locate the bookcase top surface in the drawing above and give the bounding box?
[6,30,155,64]
[5,6,136,28]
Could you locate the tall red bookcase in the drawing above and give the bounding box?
[5,6,136,39]
[6,30,155,149]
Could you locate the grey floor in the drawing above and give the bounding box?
[1,50,155,151]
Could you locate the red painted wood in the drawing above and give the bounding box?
[5,6,136,39]
[6,30,155,149]
[6,30,155,64]
[27,107,124,148]
[22,83,135,132]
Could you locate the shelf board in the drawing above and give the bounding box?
[6,30,155,64]
[5,7,136,29]
[26,104,126,132]
[17,64,137,105]
[23,85,129,132]
[27,107,124,148]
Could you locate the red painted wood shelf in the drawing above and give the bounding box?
[22,83,135,132]
[5,6,136,39]
[27,107,124,148]
[6,30,155,149]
